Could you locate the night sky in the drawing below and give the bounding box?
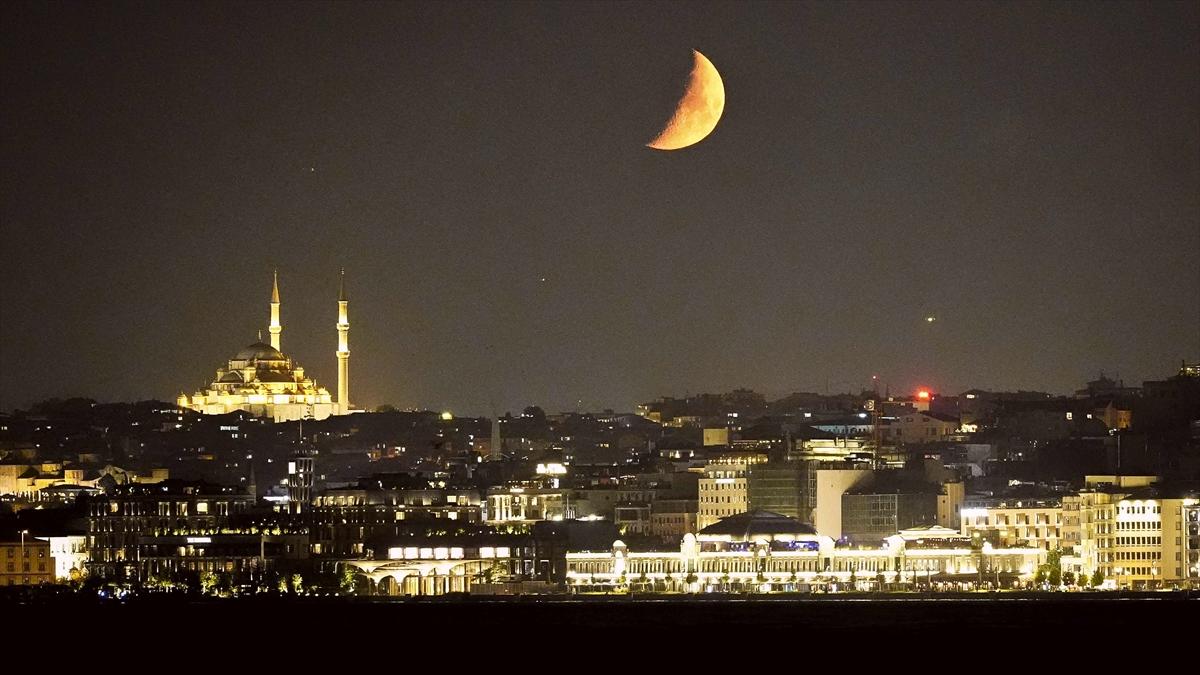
[2,1,1197,415]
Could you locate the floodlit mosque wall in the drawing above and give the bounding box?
[177,272,351,423]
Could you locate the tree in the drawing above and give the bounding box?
[1033,549,1063,588]
[1090,569,1105,588]
[1046,549,1063,587]
[479,561,505,583]
[1062,571,1076,587]
[339,564,357,594]
[200,571,219,596]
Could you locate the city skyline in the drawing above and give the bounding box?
[3,2,1198,415]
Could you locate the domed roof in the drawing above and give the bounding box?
[235,342,286,362]
[698,509,818,539]
[217,370,243,383]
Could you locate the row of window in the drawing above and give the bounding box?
[1117,520,1160,530]
[967,515,1061,525]
[700,482,745,491]
[1116,536,1161,546]
[701,495,742,504]
[889,426,951,437]
[1117,551,1160,561]
[0,548,46,558]
[97,501,241,516]
[90,520,210,533]
[4,563,47,572]
[845,517,899,528]
[966,525,1062,538]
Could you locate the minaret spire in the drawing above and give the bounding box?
[336,269,350,414]
[269,269,282,351]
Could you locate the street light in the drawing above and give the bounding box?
[20,529,28,581]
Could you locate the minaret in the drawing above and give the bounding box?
[269,269,282,351]
[336,269,350,414]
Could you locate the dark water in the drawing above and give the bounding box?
[14,593,1196,650]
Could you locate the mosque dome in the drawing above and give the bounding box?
[236,342,286,362]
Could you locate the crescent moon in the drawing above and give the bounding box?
[647,50,726,151]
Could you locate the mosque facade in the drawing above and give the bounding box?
[177,271,351,422]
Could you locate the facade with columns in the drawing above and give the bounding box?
[178,271,353,422]
[566,512,1044,592]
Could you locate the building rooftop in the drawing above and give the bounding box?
[698,509,817,539]
[109,478,251,497]
[235,342,286,362]
[1117,484,1200,501]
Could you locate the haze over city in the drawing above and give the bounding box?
[3,1,1197,415]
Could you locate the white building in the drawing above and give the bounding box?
[956,476,1198,589]
[961,497,1065,551]
[485,485,570,524]
[38,535,88,581]
[1110,488,1198,589]
[566,511,1043,592]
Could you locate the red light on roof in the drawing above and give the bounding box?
[917,390,931,400]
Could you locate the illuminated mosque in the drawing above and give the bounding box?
[177,271,352,422]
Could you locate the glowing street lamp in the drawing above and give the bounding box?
[20,529,28,581]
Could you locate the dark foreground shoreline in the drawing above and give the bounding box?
[9,592,1196,629]
[7,593,1196,661]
